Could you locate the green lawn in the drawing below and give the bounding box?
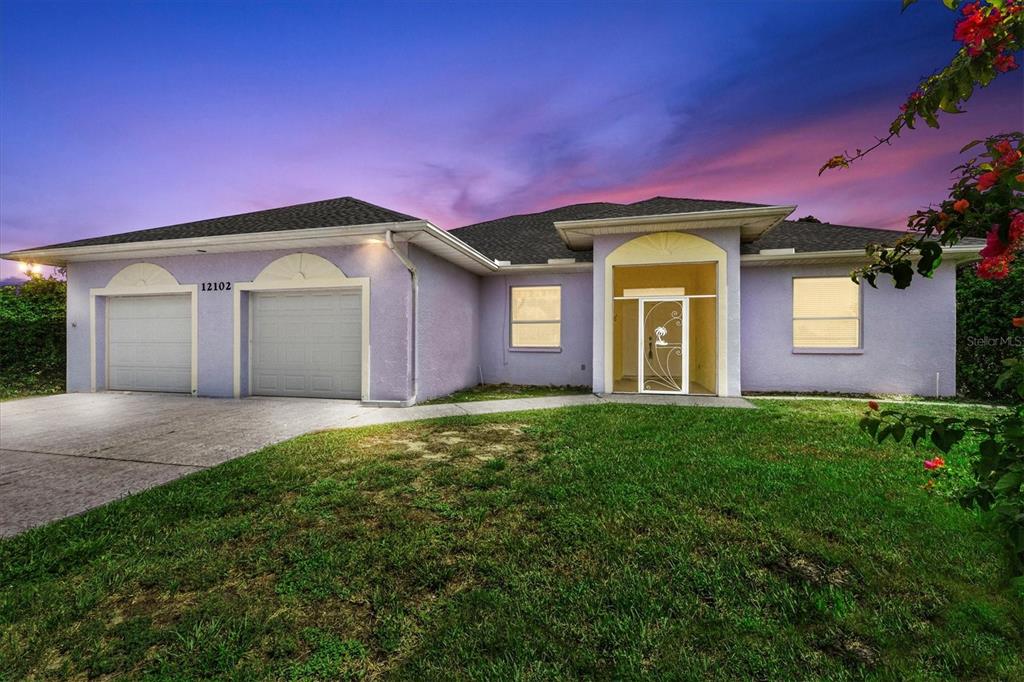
[1,400,1022,680]
[419,382,592,404]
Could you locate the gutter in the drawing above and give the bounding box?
[739,244,983,265]
[386,229,418,405]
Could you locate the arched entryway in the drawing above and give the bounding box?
[603,233,728,395]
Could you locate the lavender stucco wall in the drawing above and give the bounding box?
[478,272,593,387]
[410,244,481,402]
[65,244,412,400]
[591,228,742,395]
[740,262,957,396]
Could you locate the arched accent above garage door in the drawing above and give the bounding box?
[233,252,370,400]
[253,253,348,284]
[106,262,180,288]
[90,263,198,394]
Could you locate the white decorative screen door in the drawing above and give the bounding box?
[639,298,688,394]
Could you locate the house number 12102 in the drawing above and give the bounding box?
[201,282,231,291]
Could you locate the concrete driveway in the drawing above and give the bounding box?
[0,392,381,535]
[1,391,751,536]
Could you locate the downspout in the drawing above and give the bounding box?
[385,230,417,405]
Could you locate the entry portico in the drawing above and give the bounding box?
[556,206,794,397]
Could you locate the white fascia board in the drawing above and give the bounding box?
[0,221,418,264]
[487,262,594,275]
[553,205,798,249]
[1,219,500,273]
[412,222,499,272]
[740,244,983,266]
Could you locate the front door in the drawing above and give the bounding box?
[639,298,687,394]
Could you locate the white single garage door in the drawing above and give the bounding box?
[250,289,361,399]
[107,295,192,393]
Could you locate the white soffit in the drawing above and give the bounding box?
[554,205,798,250]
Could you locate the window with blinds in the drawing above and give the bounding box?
[792,277,861,348]
[510,285,561,348]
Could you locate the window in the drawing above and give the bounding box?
[792,277,860,348]
[510,285,561,348]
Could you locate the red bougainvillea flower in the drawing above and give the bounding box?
[980,225,1010,258]
[868,400,879,411]
[953,198,970,213]
[923,457,946,470]
[900,91,924,113]
[976,170,1000,191]
[995,139,1023,166]
[994,52,1018,73]
[1010,211,1024,242]
[955,2,1001,55]
[977,255,1012,279]
[1013,317,1024,328]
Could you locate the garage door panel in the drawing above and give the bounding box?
[251,289,361,399]
[107,295,192,394]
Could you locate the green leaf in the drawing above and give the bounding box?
[994,471,1023,494]
[917,241,943,277]
[956,73,974,103]
[980,439,1000,458]
[902,0,920,9]
[938,81,963,114]
[959,139,983,153]
[892,261,915,289]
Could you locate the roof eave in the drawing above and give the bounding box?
[740,244,983,266]
[0,220,500,274]
[553,205,797,249]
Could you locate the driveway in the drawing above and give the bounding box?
[0,391,751,536]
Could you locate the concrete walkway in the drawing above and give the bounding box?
[0,391,752,536]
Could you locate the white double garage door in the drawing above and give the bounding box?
[106,289,361,398]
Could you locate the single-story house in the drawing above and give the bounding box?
[1,195,981,404]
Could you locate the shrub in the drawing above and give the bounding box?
[0,275,66,396]
[957,261,1024,401]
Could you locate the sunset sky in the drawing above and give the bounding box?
[1,0,1020,279]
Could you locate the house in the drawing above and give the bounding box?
[1,196,980,404]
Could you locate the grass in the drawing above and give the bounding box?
[0,371,63,401]
[419,382,592,404]
[1,400,1022,680]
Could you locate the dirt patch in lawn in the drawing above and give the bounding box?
[358,421,536,465]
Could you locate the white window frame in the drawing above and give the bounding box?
[509,284,562,351]
[791,276,862,352]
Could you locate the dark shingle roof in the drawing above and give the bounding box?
[23,197,420,251]
[742,220,986,255]
[451,196,768,264]
[454,199,986,264]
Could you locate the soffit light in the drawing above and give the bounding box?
[17,262,44,275]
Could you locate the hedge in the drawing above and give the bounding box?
[0,276,66,397]
[956,260,1023,401]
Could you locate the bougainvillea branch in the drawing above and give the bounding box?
[822,1,1024,580]
[853,132,1023,289]
[820,0,1023,175]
